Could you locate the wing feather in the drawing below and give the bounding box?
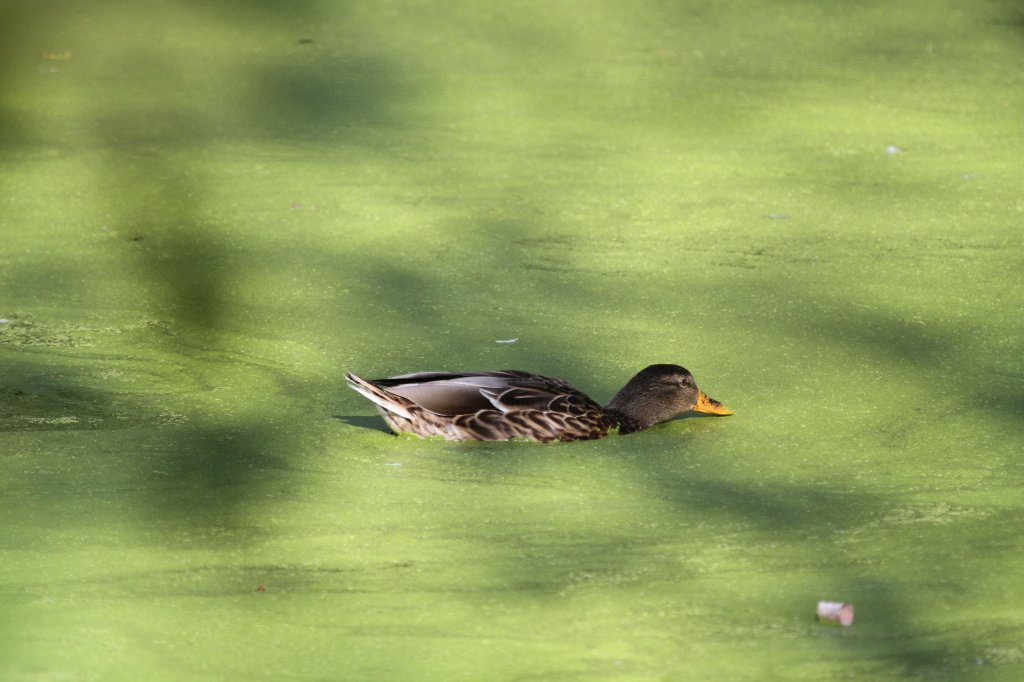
[348,369,611,441]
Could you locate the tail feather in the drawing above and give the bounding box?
[345,372,413,420]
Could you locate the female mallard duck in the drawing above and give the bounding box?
[345,364,731,442]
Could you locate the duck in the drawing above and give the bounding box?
[345,364,732,442]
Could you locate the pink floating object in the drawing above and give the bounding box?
[817,600,854,626]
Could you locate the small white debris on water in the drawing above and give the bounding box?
[817,600,854,626]
[885,145,904,155]
[496,338,518,344]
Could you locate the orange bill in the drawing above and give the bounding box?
[694,391,733,416]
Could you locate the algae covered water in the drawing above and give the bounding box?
[2,1,1024,680]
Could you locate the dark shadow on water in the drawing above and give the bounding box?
[252,55,412,141]
[738,281,1024,421]
[331,414,392,435]
[138,421,294,545]
[0,3,38,156]
[0,355,123,432]
[665,412,733,423]
[90,149,270,543]
[72,4,422,543]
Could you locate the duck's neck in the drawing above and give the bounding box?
[603,406,647,435]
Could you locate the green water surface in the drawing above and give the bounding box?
[2,1,1024,680]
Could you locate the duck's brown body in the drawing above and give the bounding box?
[345,364,731,442]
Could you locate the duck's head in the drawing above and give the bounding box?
[604,364,732,434]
